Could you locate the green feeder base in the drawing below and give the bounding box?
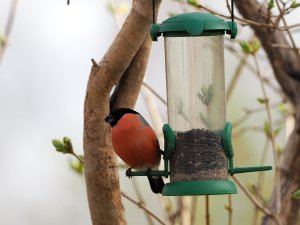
[162,180,237,196]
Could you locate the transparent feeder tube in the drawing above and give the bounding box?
[165,36,226,132]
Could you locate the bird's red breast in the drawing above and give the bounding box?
[111,113,161,169]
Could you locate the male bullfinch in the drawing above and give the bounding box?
[105,108,165,194]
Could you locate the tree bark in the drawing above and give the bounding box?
[234,1,300,225]
[83,1,161,225]
[110,35,153,110]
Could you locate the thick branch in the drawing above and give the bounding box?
[234,1,300,225]
[83,1,161,225]
[234,0,300,104]
[110,35,152,110]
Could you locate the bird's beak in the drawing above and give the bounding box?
[104,114,113,125]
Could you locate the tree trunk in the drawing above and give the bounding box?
[83,1,162,225]
[234,1,300,225]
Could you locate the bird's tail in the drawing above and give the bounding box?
[147,176,165,194]
[147,151,165,194]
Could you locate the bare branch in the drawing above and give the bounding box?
[121,192,166,225]
[205,196,210,225]
[142,81,167,105]
[253,55,281,213]
[233,1,300,224]
[226,54,248,101]
[0,0,19,65]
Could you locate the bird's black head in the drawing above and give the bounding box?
[104,108,139,127]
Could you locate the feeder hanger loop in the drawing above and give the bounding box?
[152,0,156,24]
[231,0,234,24]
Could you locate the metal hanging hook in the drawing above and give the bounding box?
[231,0,234,23]
[152,0,156,24]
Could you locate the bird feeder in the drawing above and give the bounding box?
[127,10,272,196]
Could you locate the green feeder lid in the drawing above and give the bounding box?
[150,12,237,41]
[162,180,237,196]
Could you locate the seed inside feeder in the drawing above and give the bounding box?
[170,128,228,182]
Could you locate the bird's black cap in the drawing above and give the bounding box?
[104,108,139,127]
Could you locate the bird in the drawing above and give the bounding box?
[105,108,165,194]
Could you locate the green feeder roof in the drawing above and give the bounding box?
[150,12,237,41]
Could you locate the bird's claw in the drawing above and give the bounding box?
[146,168,152,177]
[125,167,133,178]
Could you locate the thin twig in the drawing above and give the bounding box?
[274,0,300,67]
[271,43,300,51]
[0,0,19,65]
[257,140,270,192]
[232,125,263,138]
[232,176,271,216]
[225,45,281,94]
[181,197,191,225]
[226,195,233,225]
[205,196,210,225]
[143,81,167,105]
[226,54,248,101]
[191,3,282,30]
[160,195,175,225]
[287,22,300,30]
[251,185,270,208]
[71,153,84,164]
[225,0,232,14]
[253,55,281,214]
[121,192,166,225]
[190,197,198,225]
[232,101,284,128]
[252,139,269,225]
[183,1,300,31]
[132,178,155,225]
[232,176,283,225]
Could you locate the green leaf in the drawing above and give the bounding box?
[63,136,71,144]
[168,12,178,17]
[118,163,128,170]
[187,0,199,7]
[277,103,288,115]
[251,38,261,53]
[52,137,73,154]
[263,121,271,138]
[106,2,115,14]
[0,33,6,46]
[276,145,284,156]
[52,139,65,153]
[239,38,261,54]
[292,189,300,200]
[257,97,269,104]
[224,204,231,210]
[70,159,84,175]
[63,136,73,154]
[267,0,275,9]
[291,1,300,8]
[240,41,252,54]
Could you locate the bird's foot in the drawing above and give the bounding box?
[146,168,152,178]
[125,167,133,178]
